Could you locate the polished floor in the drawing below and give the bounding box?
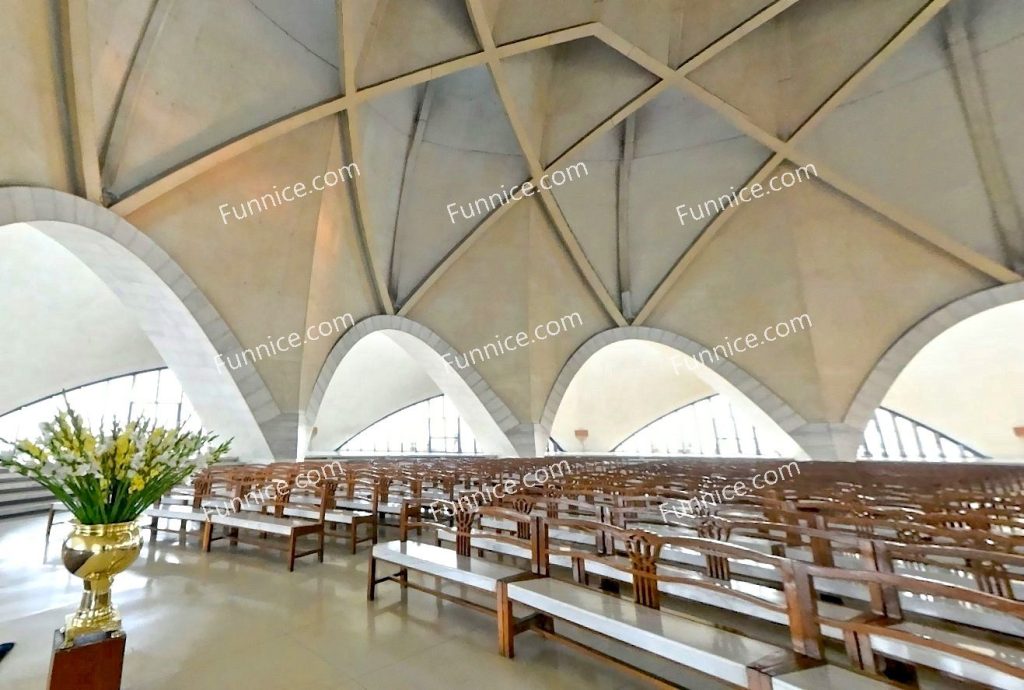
[0,515,733,690]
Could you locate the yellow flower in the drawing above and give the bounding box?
[130,474,146,492]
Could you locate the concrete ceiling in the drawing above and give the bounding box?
[1,0,1022,459]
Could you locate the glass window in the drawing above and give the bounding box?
[339,395,481,455]
[611,394,786,457]
[857,407,984,461]
[0,368,199,440]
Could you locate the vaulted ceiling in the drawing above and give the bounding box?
[2,0,1022,458]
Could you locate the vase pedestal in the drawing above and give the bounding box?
[48,629,125,690]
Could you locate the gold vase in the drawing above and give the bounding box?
[60,521,142,647]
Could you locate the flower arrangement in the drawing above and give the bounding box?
[0,407,229,525]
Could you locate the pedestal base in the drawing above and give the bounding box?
[48,629,125,690]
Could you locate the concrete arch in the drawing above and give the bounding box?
[542,326,809,458]
[307,315,522,456]
[0,186,276,458]
[844,282,1024,433]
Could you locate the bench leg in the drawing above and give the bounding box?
[367,556,377,601]
[44,507,56,545]
[201,521,213,552]
[318,528,325,563]
[288,532,298,572]
[399,567,408,590]
[350,522,358,555]
[496,582,514,658]
[229,527,239,547]
[844,630,879,674]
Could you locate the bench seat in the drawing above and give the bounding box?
[771,664,897,690]
[146,506,208,522]
[282,505,373,524]
[871,621,1024,690]
[283,505,376,553]
[209,511,316,535]
[506,578,894,689]
[336,498,402,515]
[371,540,527,593]
[203,510,324,570]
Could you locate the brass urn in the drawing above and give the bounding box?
[60,521,143,646]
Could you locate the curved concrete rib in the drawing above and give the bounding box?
[0,187,276,459]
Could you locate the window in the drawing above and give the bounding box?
[858,407,985,461]
[337,395,482,455]
[0,368,200,441]
[611,394,785,457]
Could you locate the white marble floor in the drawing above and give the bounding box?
[0,516,726,690]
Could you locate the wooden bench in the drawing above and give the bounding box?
[797,563,1024,689]
[200,477,330,571]
[283,476,378,554]
[144,504,209,543]
[368,499,543,651]
[571,519,1024,687]
[202,511,324,571]
[502,525,897,690]
[44,501,71,548]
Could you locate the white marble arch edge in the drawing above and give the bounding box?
[0,186,278,459]
[843,282,1024,433]
[540,325,811,457]
[305,314,523,456]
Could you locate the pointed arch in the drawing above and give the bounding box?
[307,314,520,455]
[0,186,276,458]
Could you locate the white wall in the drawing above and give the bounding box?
[883,301,1024,458]
[0,225,162,413]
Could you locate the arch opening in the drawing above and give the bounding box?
[307,317,520,456]
[546,334,804,458]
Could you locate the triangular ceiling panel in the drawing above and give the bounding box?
[367,67,529,305]
[355,0,479,88]
[628,88,774,309]
[87,0,155,153]
[688,0,931,139]
[666,0,776,69]
[301,120,380,407]
[973,0,1024,208]
[355,85,425,288]
[501,37,659,167]
[799,13,1006,265]
[407,197,612,423]
[648,168,994,422]
[492,0,598,46]
[549,125,623,310]
[106,0,340,196]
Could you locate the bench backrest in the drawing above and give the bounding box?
[796,562,1024,680]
